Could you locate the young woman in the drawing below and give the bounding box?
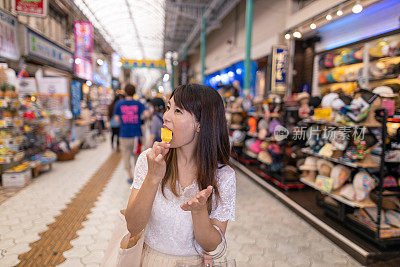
[124,84,236,266]
[108,94,124,151]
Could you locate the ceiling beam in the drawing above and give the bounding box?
[183,0,241,55]
[170,1,207,9]
[166,6,201,21]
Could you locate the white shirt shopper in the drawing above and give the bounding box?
[125,84,236,266]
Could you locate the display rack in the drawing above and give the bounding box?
[228,105,306,190]
[300,109,400,247]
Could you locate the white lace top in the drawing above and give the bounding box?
[130,148,236,256]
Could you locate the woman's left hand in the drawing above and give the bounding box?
[180,186,213,212]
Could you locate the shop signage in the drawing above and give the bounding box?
[37,77,69,96]
[13,0,48,17]
[121,59,166,69]
[26,29,73,70]
[0,9,19,60]
[16,77,37,95]
[314,108,332,120]
[74,21,93,80]
[112,53,121,78]
[270,45,288,94]
[70,80,82,117]
[93,72,110,87]
[74,21,93,59]
[75,57,92,81]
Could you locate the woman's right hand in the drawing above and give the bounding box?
[146,141,170,184]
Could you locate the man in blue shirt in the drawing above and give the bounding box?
[113,84,148,184]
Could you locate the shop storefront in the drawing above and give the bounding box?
[224,0,400,264]
[205,60,257,97]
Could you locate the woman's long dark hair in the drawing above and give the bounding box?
[108,94,124,120]
[162,84,231,212]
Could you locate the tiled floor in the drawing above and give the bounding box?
[0,139,360,267]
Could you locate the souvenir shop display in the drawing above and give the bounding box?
[299,103,400,246]
[227,93,305,190]
[0,84,25,167]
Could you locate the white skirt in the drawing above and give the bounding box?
[141,243,202,267]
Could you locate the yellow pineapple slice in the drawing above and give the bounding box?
[161,128,172,143]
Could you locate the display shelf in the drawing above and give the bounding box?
[246,131,258,138]
[300,177,376,208]
[301,148,380,168]
[319,61,363,71]
[258,169,305,190]
[300,118,382,128]
[244,149,258,159]
[370,55,400,64]
[245,131,277,142]
[247,112,264,118]
[225,109,243,114]
[347,214,400,243]
[319,80,358,86]
[369,74,399,82]
[284,106,299,111]
[232,142,243,147]
[230,124,245,130]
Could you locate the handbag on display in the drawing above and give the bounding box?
[176,225,236,267]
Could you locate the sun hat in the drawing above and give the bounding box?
[340,184,356,200]
[386,210,400,228]
[369,61,387,78]
[245,138,257,149]
[316,159,334,171]
[321,93,339,108]
[383,176,398,188]
[297,92,310,101]
[299,156,318,171]
[330,130,349,151]
[333,55,343,67]
[331,165,351,190]
[318,143,334,158]
[257,119,269,130]
[258,150,272,164]
[232,130,246,143]
[324,54,335,68]
[258,128,268,140]
[284,165,300,181]
[373,86,397,98]
[250,139,262,154]
[268,118,282,135]
[331,97,346,110]
[353,171,375,201]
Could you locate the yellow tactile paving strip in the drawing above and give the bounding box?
[17,152,121,266]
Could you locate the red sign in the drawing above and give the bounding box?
[14,0,47,17]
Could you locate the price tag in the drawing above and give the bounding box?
[314,108,332,120]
